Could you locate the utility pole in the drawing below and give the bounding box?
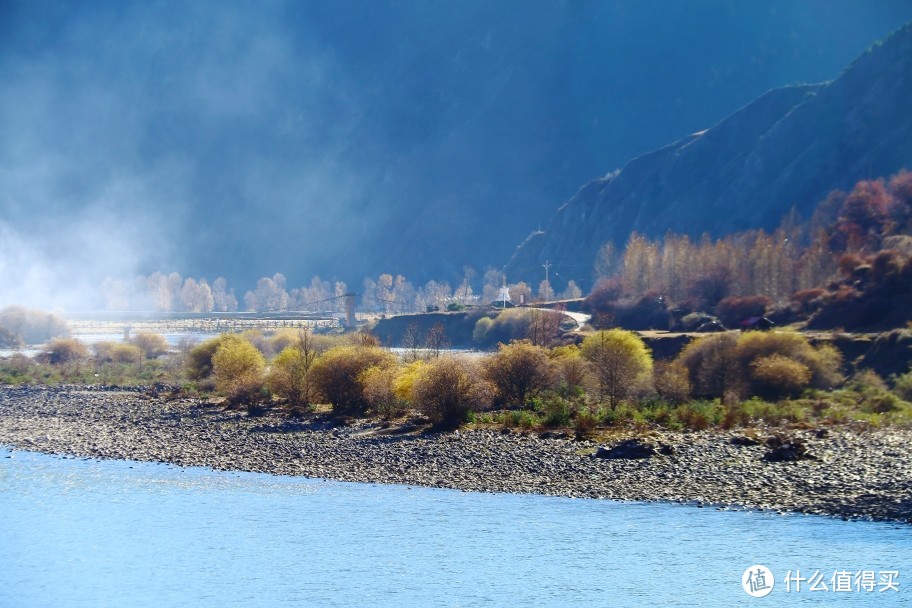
[541,260,554,302]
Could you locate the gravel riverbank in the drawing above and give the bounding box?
[1,385,910,523]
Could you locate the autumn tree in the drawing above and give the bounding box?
[401,323,423,362]
[413,356,493,428]
[677,333,741,403]
[536,279,555,302]
[186,334,247,382]
[212,338,266,404]
[212,277,238,312]
[244,274,289,312]
[734,330,842,392]
[267,330,319,407]
[131,332,169,359]
[310,345,397,415]
[483,341,554,407]
[42,338,89,366]
[836,178,892,251]
[715,295,772,328]
[508,281,532,306]
[549,345,589,396]
[416,280,452,312]
[0,325,23,349]
[593,242,619,281]
[526,308,563,347]
[580,329,653,409]
[652,361,691,405]
[888,170,912,232]
[423,322,449,358]
[585,278,622,318]
[360,366,404,419]
[560,280,583,300]
[180,278,214,312]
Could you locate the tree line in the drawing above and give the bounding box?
[587,169,912,331]
[6,322,910,432]
[97,268,582,315]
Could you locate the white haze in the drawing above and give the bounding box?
[0,1,370,310]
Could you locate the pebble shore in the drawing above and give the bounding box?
[1,385,910,523]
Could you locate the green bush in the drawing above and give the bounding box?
[847,369,888,392]
[573,409,597,438]
[486,309,534,344]
[532,393,573,427]
[672,401,722,430]
[894,369,912,401]
[0,354,38,383]
[861,391,902,414]
[472,317,494,343]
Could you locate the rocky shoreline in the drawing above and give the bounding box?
[1,384,910,523]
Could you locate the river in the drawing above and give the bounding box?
[1,449,908,606]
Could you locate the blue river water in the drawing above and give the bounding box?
[1,448,908,607]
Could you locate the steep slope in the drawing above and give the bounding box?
[508,23,912,290]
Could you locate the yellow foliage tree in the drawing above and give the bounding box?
[580,329,653,409]
[213,338,266,404]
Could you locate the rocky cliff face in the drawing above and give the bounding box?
[507,23,912,290]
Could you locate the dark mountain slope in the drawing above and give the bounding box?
[507,23,912,290]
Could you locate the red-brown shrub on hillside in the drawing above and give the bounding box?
[836,179,892,251]
[612,293,671,330]
[585,277,623,315]
[791,288,826,315]
[837,253,866,279]
[870,249,905,281]
[687,266,734,309]
[715,295,772,328]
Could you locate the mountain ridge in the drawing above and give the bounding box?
[507,22,912,290]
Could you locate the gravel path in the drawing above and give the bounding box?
[1,385,910,523]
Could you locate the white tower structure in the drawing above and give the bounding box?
[497,278,511,307]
